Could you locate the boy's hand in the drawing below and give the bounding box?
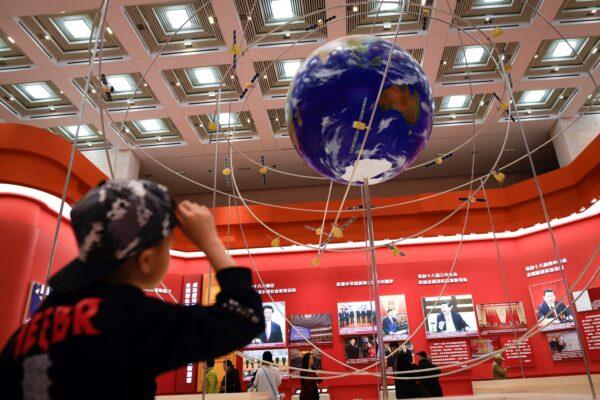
[175,200,235,271]
[176,201,219,250]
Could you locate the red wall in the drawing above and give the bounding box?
[170,215,600,399]
[2,192,599,399]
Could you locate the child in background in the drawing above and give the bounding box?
[0,179,264,399]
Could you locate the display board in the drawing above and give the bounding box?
[337,301,376,335]
[242,349,289,381]
[289,313,333,345]
[529,280,575,332]
[581,311,600,360]
[476,302,527,335]
[574,287,600,312]
[422,295,478,339]
[379,294,409,341]
[469,337,501,358]
[500,337,535,366]
[546,331,583,361]
[428,340,470,366]
[289,348,322,370]
[344,335,378,364]
[247,302,286,349]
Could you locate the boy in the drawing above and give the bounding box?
[0,179,264,399]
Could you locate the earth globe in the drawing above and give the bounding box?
[285,35,434,185]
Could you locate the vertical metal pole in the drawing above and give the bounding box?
[363,178,388,400]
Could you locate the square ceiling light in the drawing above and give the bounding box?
[444,95,470,109]
[519,89,549,104]
[64,19,92,40]
[64,125,95,138]
[18,83,59,101]
[165,7,192,30]
[106,75,134,94]
[136,119,167,133]
[379,1,400,11]
[547,39,584,59]
[283,60,301,78]
[193,67,217,85]
[271,0,294,20]
[218,112,238,127]
[457,46,487,66]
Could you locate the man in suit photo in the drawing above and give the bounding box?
[259,305,284,343]
[436,301,470,332]
[382,309,408,335]
[537,289,573,323]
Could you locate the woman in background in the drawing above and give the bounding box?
[299,353,322,400]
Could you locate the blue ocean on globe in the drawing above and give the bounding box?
[285,35,434,185]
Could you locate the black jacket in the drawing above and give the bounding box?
[259,321,283,343]
[537,301,572,321]
[0,267,263,400]
[436,311,469,332]
[416,359,443,397]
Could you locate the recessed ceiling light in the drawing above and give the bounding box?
[520,90,548,104]
[106,75,133,93]
[208,91,216,97]
[379,1,399,11]
[533,54,538,59]
[263,74,268,79]
[23,84,54,100]
[442,60,447,65]
[139,119,163,132]
[143,83,148,87]
[7,36,15,44]
[157,136,162,141]
[106,27,113,35]
[184,39,192,48]
[49,105,55,111]
[283,32,291,38]
[526,109,532,114]
[271,0,294,20]
[64,19,91,40]
[275,117,279,121]
[208,16,215,24]
[450,114,456,119]
[44,35,50,40]
[9,96,15,101]
[230,74,235,79]
[553,66,559,72]
[446,95,468,109]
[592,9,597,14]
[218,112,237,126]
[383,22,392,29]
[175,81,181,86]
[246,118,251,123]
[166,8,192,30]
[65,125,95,138]
[87,142,93,147]
[484,16,491,23]
[283,60,301,78]
[559,95,564,99]
[588,94,593,99]
[353,6,358,12]
[194,67,216,84]
[479,100,485,106]
[593,48,598,54]
[91,88,97,94]
[460,46,486,64]
[551,39,579,58]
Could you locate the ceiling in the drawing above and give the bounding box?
[0,0,599,205]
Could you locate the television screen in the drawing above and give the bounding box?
[289,313,332,345]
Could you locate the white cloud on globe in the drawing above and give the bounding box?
[341,158,393,184]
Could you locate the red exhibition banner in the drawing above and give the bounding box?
[428,340,470,366]
[581,311,600,360]
[500,337,535,366]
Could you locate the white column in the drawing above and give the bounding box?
[551,115,600,167]
[82,149,140,180]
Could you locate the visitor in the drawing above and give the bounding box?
[492,354,509,379]
[299,352,322,400]
[220,359,242,393]
[394,346,421,399]
[252,351,282,399]
[205,359,218,394]
[0,179,264,399]
[416,351,443,397]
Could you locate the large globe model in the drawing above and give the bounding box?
[285,35,434,185]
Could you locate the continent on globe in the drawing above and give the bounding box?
[285,34,434,186]
[378,84,421,125]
